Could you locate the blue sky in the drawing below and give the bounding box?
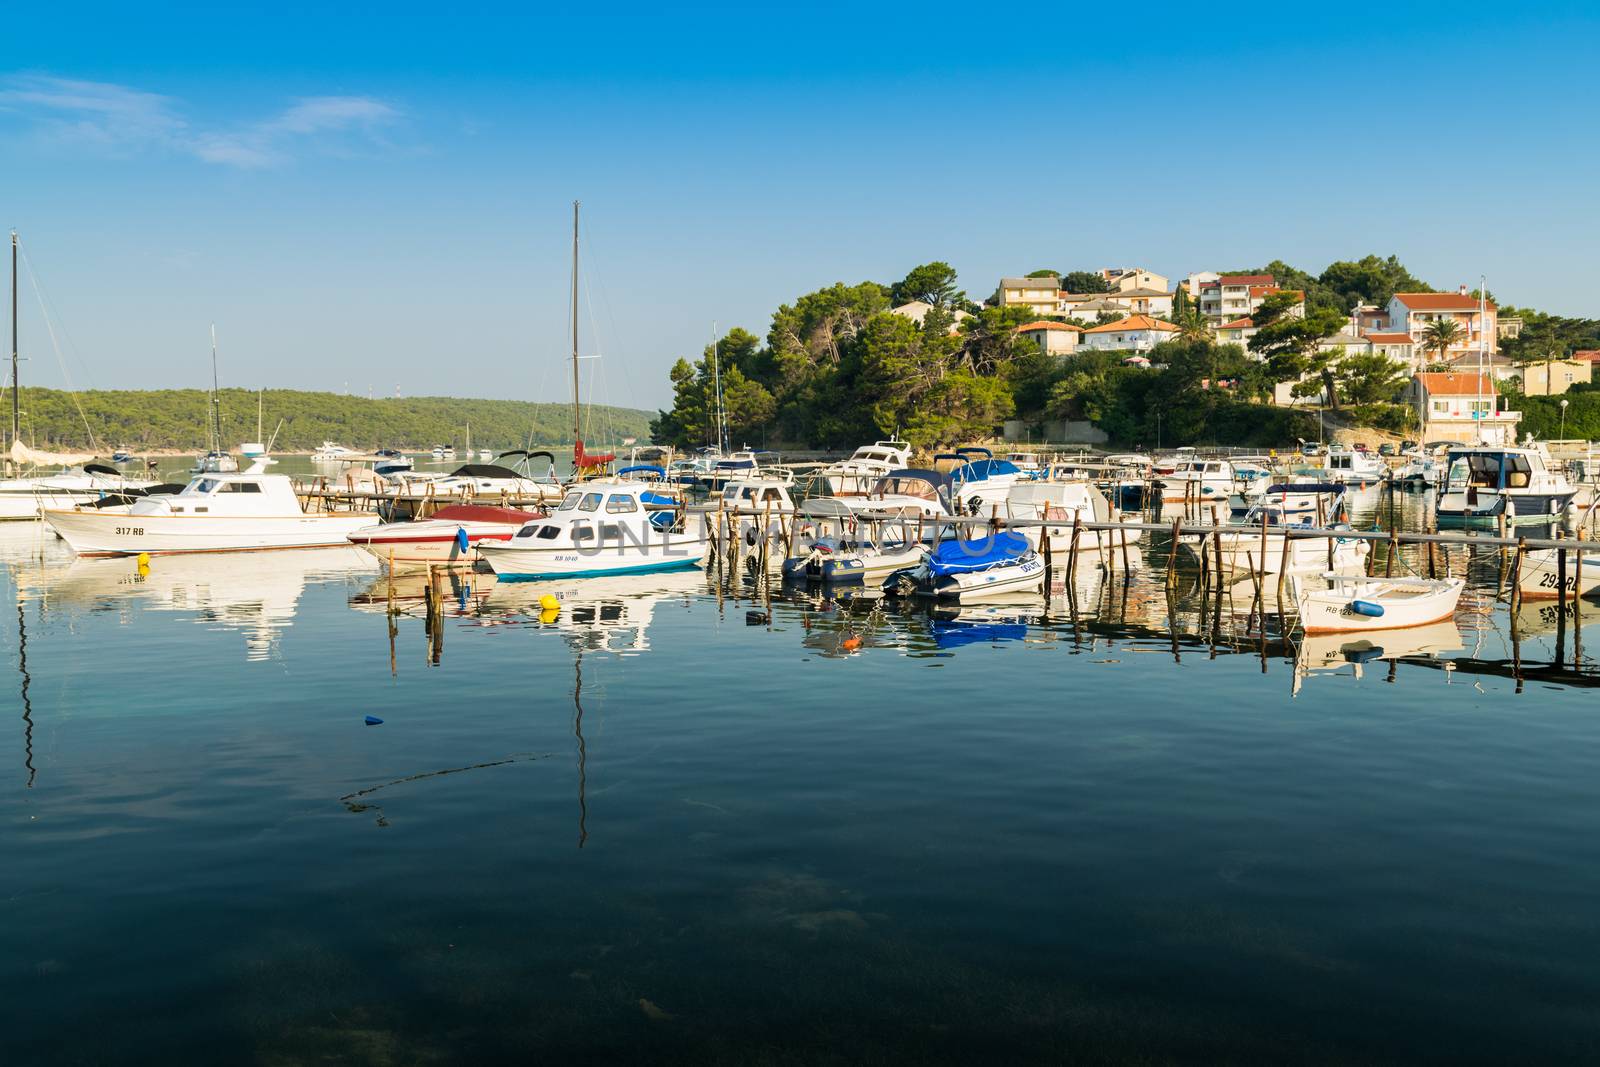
[2,2,1597,410]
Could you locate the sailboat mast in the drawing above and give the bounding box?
[571,200,581,453]
[209,324,223,453]
[710,321,725,453]
[10,231,17,451]
[1477,275,1487,445]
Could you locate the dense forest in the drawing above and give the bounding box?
[649,256,1598,450]
[1,388,654,453]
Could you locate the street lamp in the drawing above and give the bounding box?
[1559,398,1569,441]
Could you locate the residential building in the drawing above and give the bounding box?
[1443,350,1519,383]
[1080,314,1180,353]
[1364,331,1416,369]
[1520,358,1593,396]
[1352,304,1388,334]
[1114,287,1174,317]
[1573,350,1600,365]
[1214,316,1256,350]
[1386,289,1498,363]
[1198,274,1302,323]
[1409,372,1521,445]
[996,276,1061,317]
[1016,320,1083,355]
[1497,316,1524,340]
[1104,268,1170,293]
[1063,296,1131,323]
[889,300,971,334]
[1182,271,1219,298]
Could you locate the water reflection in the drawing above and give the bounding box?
[14,546,376,661]
[15,595,35,787]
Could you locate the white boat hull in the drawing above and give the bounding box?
[42,508,380,556]
[932,554,1047,600]
[1516,548,1600,601]
[1295,576,1464,634]
[477,532,710,579]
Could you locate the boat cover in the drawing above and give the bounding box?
[448,464,523,479]
[929,531,1031,576]
[954,459,1021,482]
[1266,483,1345,495]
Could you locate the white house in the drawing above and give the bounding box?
[1182,271,1220,298]
[996,276,1061,317]
[890,300,971,334]
[1063,296,1131,323]
[1114,287,1174,317]
[1214,316,1256,351]
[1410,371,1521,445]
[1364,331,1416,370]
[1200,273,1276,322]
[1080,314,1180,353]
[1016,320,1083,355]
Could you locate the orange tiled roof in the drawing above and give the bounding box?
[1084,314,1180,334]
[1415,372,1496,396]
[1394,292,1497,312]
[1571,349,1600,362]
[1364,332,1414,344]
[1219,274,1275,286]
[1217,317,1254,330]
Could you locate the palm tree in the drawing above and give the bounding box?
[1421,318,1464,369]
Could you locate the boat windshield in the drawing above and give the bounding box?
[579,493,603,513]
[874,477,937,501]
[558,491,582,511]
[189,478,221,494]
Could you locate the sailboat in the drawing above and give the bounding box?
[0,230,156,518]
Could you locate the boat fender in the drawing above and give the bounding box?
[746,610,769,625]
[1349,599,1385,618]
[364,715,384,726]
[456,527,470,552]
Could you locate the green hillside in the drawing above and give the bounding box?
[1,388,655,453]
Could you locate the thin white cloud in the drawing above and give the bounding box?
[0,74,402,168]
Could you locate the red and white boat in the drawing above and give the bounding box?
[347,503,544,569]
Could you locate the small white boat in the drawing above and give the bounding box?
[43,465,379,556]
[817,440,914,496]
[1159,458,1235,506]
[1293,573,1465,634]
[477,480,708,579]
[781,498,922,582]
[846,469,957,521]
[347,503,545,569]
[1515,546,1600,601]
[191,450,240,474]
[1316,447,1385,486]
[394,453,564,504]
[940,450,1022,514]
[478,448,493,462]
[1003,480,1141,556]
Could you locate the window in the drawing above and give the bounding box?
[537,525,560,539]
[599,523,624,540]
[571,526,594,540]
[1432,400,1449,413]
[218,481,261,493]
[558,491,582,511]
[605,494,638,513]
[578,493,603,513]
[193,479,220,494]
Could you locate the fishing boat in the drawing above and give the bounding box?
[476,479,708,579]
[1436,444,1577,526]
[896,530,1046,600]
[1514,546,1600,601]
[43,465,379,556]
[816,440,913,496]
[1293,573,1465,633]
[347,502,544,569]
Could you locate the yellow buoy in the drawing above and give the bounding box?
[538,594,560,612]
[136,552,150,566]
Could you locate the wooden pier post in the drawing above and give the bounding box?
[1067,512,1081,585]
[1165,517,1181,589]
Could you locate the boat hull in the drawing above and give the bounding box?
[1437,490,1577,526]
[477,534,709,580]
[932,554,1047,600]
[1515,549,1600,601]
[42,508,380,556]
[1295,577,1465,634]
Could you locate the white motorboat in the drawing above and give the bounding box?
[1316,447,1385,486]
[941,453,1023,514]
[1158,458,1235,506]
[1515,546,1600,601]
[781,498,922,582]
[846,469,957,521]
[347,503,546,569]
[312,442,357,462]
[477,480,708,579]
[1395,449,1442,488]
[42,466,379,556]
[817,440,913,496]
[191,450,240,474]
[1437,444,1578,526]
[372,449,413,476]
[1293,573,1465,634]
[1003,480,1142,556]
[0,459,159,521]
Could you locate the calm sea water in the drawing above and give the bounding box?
[3,485,1600,1064]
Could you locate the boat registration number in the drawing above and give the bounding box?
[1536,572,1577,591]
[115,527,145,536]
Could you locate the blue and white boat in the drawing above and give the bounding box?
[476,480,707,579]
[898,530,1046,600]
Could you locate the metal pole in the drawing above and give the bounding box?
[10,231,17,452]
